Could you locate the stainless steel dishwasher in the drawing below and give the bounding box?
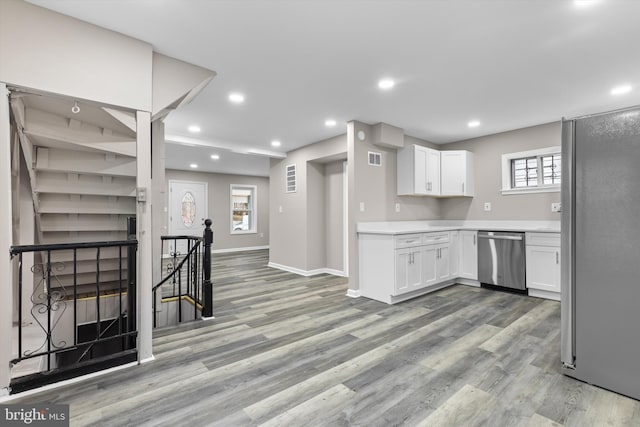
[477,231,526,291]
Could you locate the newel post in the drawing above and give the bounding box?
[202,219,213,318]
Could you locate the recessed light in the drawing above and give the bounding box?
[229,93,245,103]
[468,120,481,128]
[189,163,198,168]
[378,79,395,90]
[210,154,220,160]
[188,125,201,133]
[611,85,632,95]
[271,140,281,147]
[325,119,337,127]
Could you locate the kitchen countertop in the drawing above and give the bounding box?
[357,220,560,235]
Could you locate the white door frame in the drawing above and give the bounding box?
[343,161,349,277]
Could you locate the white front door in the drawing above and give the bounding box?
[168,180,208,255]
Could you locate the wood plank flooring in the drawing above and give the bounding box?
[10,250,640,426]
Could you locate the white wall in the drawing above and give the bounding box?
[269,134,347,272]
[0,0,153,111]
[165,170,269,251]
[440,122,562,221]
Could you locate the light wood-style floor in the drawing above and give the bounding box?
[11,250,640,426]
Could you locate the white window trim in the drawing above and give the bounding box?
[501,146,561,195]
[230,184,257,234]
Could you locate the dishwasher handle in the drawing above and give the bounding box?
[477,234,523,241]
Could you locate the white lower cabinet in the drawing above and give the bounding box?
[359,231,457,304]
[459,230,478,280]
[525,232,561,300]
[359,228,561,305]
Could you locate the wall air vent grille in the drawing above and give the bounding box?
[286,164,297,193]
[368,151,382,166]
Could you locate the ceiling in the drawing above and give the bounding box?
[27,0,640,177]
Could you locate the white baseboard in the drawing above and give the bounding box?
[528,288,561,301]
[456,278,481,287]
[140,355,156,364]
[346,289,361,298]
[212,245,269,254]
[268,262,346,278]
[0,361,138,403]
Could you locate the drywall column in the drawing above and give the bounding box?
[151,121,166,287]
[0,83,13,394]
[136,111,153,363]
[346,121,359,295]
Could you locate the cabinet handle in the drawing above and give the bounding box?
[427,182,431,192]
[462,183,465,194]
[556,251,559,264]
[473,234,476,245]
[438,248,441,258]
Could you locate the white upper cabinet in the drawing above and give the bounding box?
[440,150,475,197]
[397,145,473,197]
[397,145,440,196]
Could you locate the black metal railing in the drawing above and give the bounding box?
[154,236,202,327]
[9,239,138,393]
[153,219,213,327]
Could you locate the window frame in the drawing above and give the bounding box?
[230,184,257,234]
[501,146,561,195]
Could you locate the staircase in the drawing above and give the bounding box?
[12,93,137,297]
[9,92,141,387]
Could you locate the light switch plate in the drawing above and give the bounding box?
[484,202,491,211]
[551,202,561,212]
[395,203,400,213]
[360,202,365,212]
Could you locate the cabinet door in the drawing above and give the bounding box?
[449,231,459,277]
[426,149,441,195]
[441,151,465,196]
[414,146,428,194]
[395,248,422,295]
[422,246,439,287]
[436,244,451,281]
[526,245,561,293]
[459,230,478,280]
[441,151,474,197]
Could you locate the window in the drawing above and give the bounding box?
[230,185,257,234]
[501,147,561,194]
[286,164,296,193]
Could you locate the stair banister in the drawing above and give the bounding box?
[202,219,213,318]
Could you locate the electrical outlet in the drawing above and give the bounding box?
[260,232,264,238]
[395,203,401,213]
[551,202,562,212]
[360,202,365,212]
[278,206,283,213]
[484,202,492,211]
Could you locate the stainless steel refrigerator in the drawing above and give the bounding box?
[561,106,640,400]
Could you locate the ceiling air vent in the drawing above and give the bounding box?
[368,151,382,166]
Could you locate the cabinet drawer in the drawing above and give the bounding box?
[424,232,449,245]
[395,234,423,248]
[526,232,560,247]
